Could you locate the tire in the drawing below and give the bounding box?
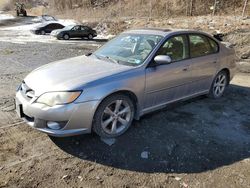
[208,71,228,99]
[40,30,46,35]
[88,34,93,40]
[93,94,135,138]
[16,11,19,16]
[23,11,27,17]
[63,34,70,40]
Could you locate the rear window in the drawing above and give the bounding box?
[208,37,219,53]
[189,34,218,58]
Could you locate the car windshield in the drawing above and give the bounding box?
[93,33,163,66]
[64,25,75,30]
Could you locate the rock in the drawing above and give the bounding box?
[175,177,182,181]
[168,20,174,25]
[100,138,116,146]
[62,175,69,180]
[77,176,83,182]
[180,182,188,188]
[241,51,250,59]
[141,151,149,159]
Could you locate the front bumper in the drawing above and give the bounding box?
[30,30,40,35]
[15,90,100,137]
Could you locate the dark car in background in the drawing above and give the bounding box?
[31,23,65,35]
[51,25,97,40]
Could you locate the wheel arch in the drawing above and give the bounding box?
[63,33,70,37]
[95,90,140,120]
[219,68,230,85]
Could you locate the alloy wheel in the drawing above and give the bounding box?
[213,73,227,97]
[88,34,93,40]
[64,34,70,40]
[101,99,132,135]
[41,30,46,35]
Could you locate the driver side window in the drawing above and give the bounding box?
[72,26,80,31]
[157,35,189,62]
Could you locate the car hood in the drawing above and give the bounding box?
[51,29,63,34]
[24,55,133,96]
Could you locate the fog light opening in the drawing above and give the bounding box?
[47,122,61,130]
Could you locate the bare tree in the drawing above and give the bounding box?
[189,0,194,16]
[242,0,248,17]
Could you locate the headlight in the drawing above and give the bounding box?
[36,91,81,107]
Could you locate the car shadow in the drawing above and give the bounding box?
[50,84,250,173]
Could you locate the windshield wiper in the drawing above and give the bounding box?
[95,55,119,64]
[105,56,119,64]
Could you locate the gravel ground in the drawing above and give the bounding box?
[0,15,250,188]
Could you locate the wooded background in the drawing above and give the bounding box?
[2,0,249,18]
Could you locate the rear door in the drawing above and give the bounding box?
[45,24,56,33]
[44,24,53,33]
[188,34,220,93]
[80,26,89,37]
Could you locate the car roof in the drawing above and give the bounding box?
[124,28,211,37]
[38,22,63,27]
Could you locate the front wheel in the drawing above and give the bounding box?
[63,34,70,40]
[208,71,228,99]
[93,94,135,138]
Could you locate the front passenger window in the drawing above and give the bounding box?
[72,26,80,31]
[157,35,189,62]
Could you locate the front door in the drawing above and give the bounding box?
[71,26,81,38]
[144,35,193,109]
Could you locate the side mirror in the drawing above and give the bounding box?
[154,55,172,65]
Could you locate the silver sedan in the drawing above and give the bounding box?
[15,28,236,138]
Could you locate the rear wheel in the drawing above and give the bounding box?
[208,71,228,99]
[88,34,93,40]
[63,34,70,40]
[93,94,135,138]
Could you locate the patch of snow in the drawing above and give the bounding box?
[0,13,14,21]
[58,19,78,26]
[100,138,116,146]
[141,151,149,159]
[0,14,110,44]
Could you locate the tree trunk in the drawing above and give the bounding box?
[190,0,194,16]
[242,0,248,17]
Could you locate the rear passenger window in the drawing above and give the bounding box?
[189,35,217,58]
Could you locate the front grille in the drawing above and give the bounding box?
[20,81,35,100]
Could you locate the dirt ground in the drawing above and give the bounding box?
[0,14,250,188]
